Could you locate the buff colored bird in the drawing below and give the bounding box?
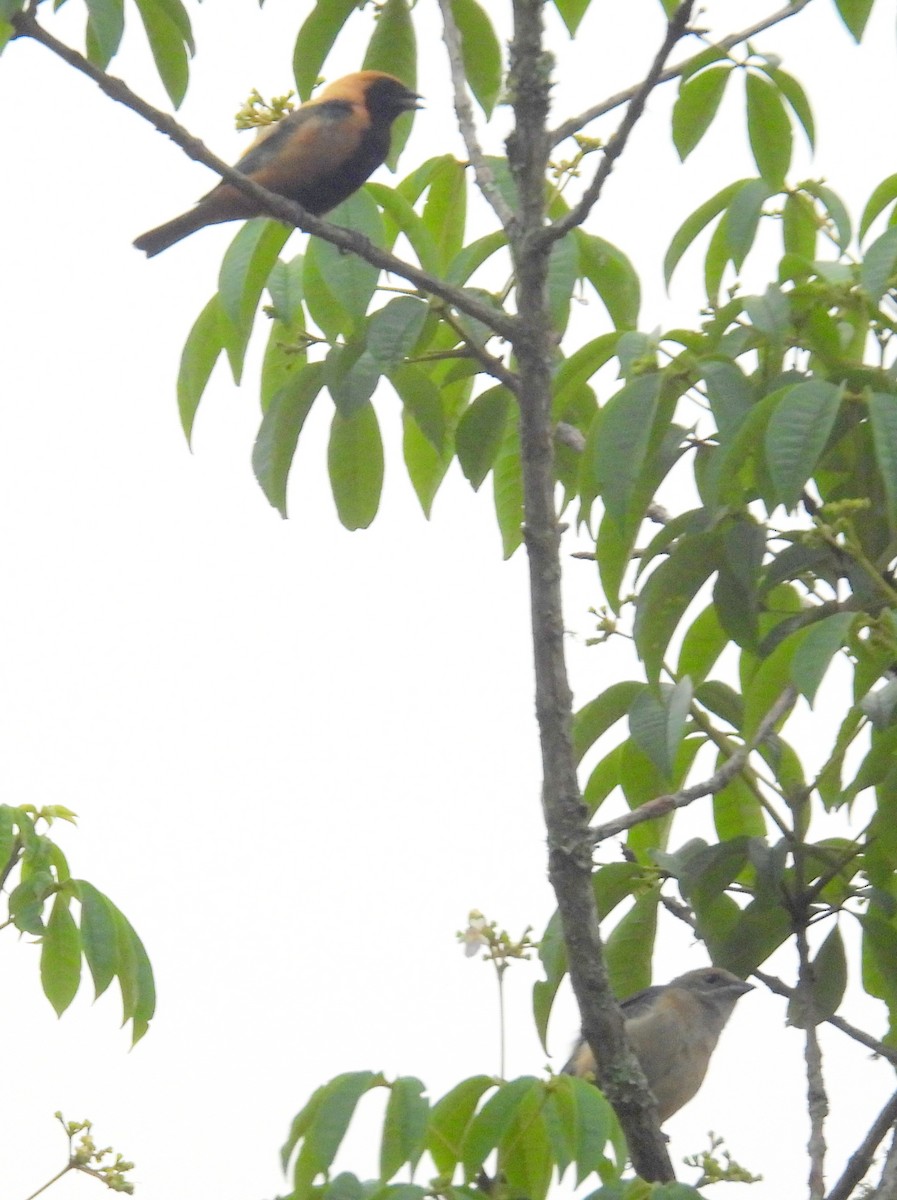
[134,71,420,257]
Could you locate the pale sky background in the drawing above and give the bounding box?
[2,2,896,1198]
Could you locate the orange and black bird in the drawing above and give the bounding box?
[134,71,420,257]
[564,967,753,1123]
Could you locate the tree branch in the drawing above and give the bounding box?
[592,687,797,844]
[10,7,520,348]
[549,0,815,148]
[436,0,516,231]
[545,0,695,243]
[826,1089,897,1200]
[797,922,829,1200]
[871,1127,897,1200]
[506,0,672,1183]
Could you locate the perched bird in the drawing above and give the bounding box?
[564,967,753,1122]
[134,71,420,257]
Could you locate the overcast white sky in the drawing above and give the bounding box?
[2,2,896,1198]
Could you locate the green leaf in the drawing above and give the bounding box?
[725,179,773,271]
[292,0,358,98]
[547,234,579,335]
[310,192,384,326]
[766,66,815,149]
[699,358,754,442]
[451,0,502,117]
[77,880,118,998]
[834,0,874,40]
[111,902,155,1043]
[713,772,766,841]
[575,233,640,331]
[765,380,843,510]
[133,0,190,107]
[456,386,513,490]
[381,1077,428,1181]
[500,1089,552,1200]
[84,0,124,67]
[218,220,292,378]
[325,341,382,418]
[328,403,384,530]
[292,1073,381,1199]
[266,254,305,325]
[788,926,847,1027]
[402,406,448,517]
[664,180,747,287]
[869,391,897,529]
[493,416,523,558]
[253,364,324,517]
[552,0,589,34]
[604,892,658,998]
[802,181,852,251]
[363,0,416,166]
[861,227,897,304]
[574,682,645,762]
[367,298,429,367]
[677,604,728,685]
[628,679,692,783]
[634,531,720,683]
[791,612,855,704]
[446,230,508,286]
[592,375,662,526]
[462,1078,541,1177]
[367,183,441,273]
[860,174,897,242]
[421,157,468,273]
[672,67,730,160]
[745,72,791,187]
[41,892,81,1016]
[782,191,817,260]
[428,1077,496,1174]
[177,297,225,444]
[565,1076,620,1185]
[391,364,447,455]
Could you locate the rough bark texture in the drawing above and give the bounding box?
[505,0,673,1183]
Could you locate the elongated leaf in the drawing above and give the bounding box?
[41,892,81,1016]
[834,0,874,40]
[766,66,815,148]
[451,0,502,117]
[462,1078,540,1176]
[133,0,190,107]
[574,681,644,762]
[328,403,384,530]
[547,234,579,335]
[725,179,773,271]
[672,66,730,160]
[788,926,847,1027]
[456,386,512,490]
[745,72,791,187]
[178,297,225,443]
[219,220,293,378]
[363,0,416,166]
[77,880,118,998]
[311,193,384,326]
[493,417,523,557]
[253,364,324,516]
[292,1073,381,1199]
[664,180,747,286]
[604,892,658,998]
[861,227,897,304]
[869,391,897,528]
[111,903,155,1043]
[428,1077,496,1174]
[860,173,897,242]
[765,380,842,510]
[592,375,662,526]
[553,0,589,34]
[381,1077,428,1181]
[293,0,358,98]
[791,612,855,704]
[634,531,720,683]
[575,233,640,330]
[85,0,124,67]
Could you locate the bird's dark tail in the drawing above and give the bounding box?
[133,208,213,258]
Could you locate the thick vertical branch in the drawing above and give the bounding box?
[505,0,672,1182]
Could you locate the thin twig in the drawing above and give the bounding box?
[826,1089,897,1200]
[871,1128,897,1200]
[591,687,797,844]
[549,0,815,147]
[544,0,695,242]
[10,8,520,348]
[436,0,516,230]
